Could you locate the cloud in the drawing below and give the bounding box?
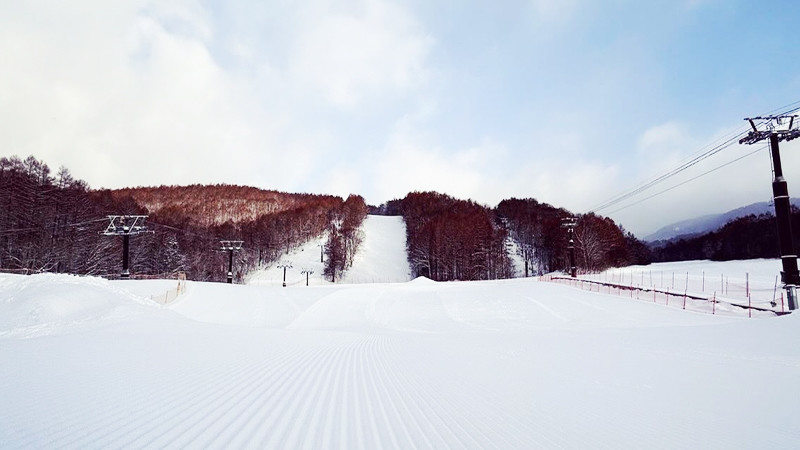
[287,0,433,108]
[0,2,286,190]
[373,134,491,204]
[368,116,623,213]
[528,0,582,24]
[0,0,435,192]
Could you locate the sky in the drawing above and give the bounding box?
[2,0,800,237]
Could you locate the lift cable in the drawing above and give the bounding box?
[604,144,768,216]
[0,217,109,236]
[589,128,749,213]
[588,100,800,214]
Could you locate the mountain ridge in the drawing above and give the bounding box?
[644,199,800,242]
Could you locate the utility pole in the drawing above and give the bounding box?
[562,217,578,278]
[102,215,152,279]
[301,268,314,286]
[219,240,244,284]
[277,262,293,287]
[740,114,800,310]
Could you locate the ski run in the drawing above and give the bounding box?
[2,216,800,448]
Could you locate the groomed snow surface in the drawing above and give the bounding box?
[247,215,412,286]
[2,216,800,448]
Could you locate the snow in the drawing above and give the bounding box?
[247,215,411,286]
[340,215,412,284]
[2,219,800,448]
[582,259,792,313]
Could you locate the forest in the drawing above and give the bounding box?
[496,198,650,276]
[0,155,365,282]
[2,155,651,283]
[649,209,800,262]
[376,193,650,281]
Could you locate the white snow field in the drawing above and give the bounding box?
[1,215,800,448]
[247,215,412,286]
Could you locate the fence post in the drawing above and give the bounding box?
[712,292,716,315]
[773,275,779,308]
[746,273,750,299]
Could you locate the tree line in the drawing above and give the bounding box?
[0,155,366,282]
[392,192,513,281]
[3,155,649,283]
[374,193,649,282]
[649,209,800,262]
[497,198,650,275]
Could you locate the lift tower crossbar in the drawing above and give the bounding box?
[740,115,800,310]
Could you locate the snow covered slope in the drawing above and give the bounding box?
[247,215,411,286]
[2,260,800,448]
[340,215,411,284]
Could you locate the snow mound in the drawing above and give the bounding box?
[409,276,436,284]
[0,273,157,338]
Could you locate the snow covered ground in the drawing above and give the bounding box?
[2,216,800,448]
[581,259,792,313]
[247,215,411,286]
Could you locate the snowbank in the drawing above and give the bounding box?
[0,273,158,338]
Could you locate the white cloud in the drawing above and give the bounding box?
[373,137,489,203]
[528,0,581,24]
[0,1,329,191]
[288,0,433,108]
[637,122,687,150]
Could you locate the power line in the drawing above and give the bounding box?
[605,144,767,215]
[589,99,800,214]
[590,128,749,213]
[0,217,108,236]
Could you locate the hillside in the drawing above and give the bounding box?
[1,155,646,282]
[650,207,800,262]
[246,215,411,286]
[105,184,341,227]
[644,199,800,242]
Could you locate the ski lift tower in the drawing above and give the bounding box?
[562,217,578,278]
[220,240,244,284]
[277,262,293,287]
[740,114,800,310]
[301,268,314,286]
[102,215,152,279]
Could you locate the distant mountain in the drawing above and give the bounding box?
[644,199,800,242]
